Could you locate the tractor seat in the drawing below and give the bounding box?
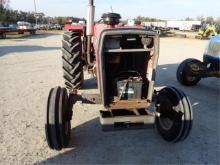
[102,13,121,25]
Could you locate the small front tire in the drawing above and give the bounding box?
[155,87,193,142]
[45,87,71,150]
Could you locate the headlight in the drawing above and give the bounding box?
[205,35,220,57]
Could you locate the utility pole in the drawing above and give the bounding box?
[0,0,4,6]
[34,0,37,25]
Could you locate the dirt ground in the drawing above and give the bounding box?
[0,32,219,164]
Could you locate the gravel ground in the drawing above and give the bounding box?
[0,32,219,164]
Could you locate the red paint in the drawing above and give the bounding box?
[64,24,84,32]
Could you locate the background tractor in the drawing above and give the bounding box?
[45,0,193,151]
[177,34,220,86]
[196,23,218,39]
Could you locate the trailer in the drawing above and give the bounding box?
[167,21,201,31]
[143,21,167,28]
[143,22,171,36]
[0,27,36,39]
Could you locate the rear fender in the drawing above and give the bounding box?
[64,24,84,33]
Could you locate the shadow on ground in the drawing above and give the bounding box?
[39,63,219,164]
[0,45,60,57]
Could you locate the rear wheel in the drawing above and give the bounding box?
[155,86,193,142]
[62,31,84,89]
[176,58,201,86]
[45,87,71,150]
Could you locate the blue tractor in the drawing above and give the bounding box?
[177,34,220,86]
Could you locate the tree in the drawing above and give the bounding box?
[134,16,163,22]
[206,16,214,24]
[0,0,9,21]
[0,0,10,8]
[216,17,220,25]
[54,17,66,24]
[196,16,205,22]
[185,17,193,21]
[0,1,85,26]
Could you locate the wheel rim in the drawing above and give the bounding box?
[158,117,174,130]
[186,75,197,82]
[156,87,192,142]
[158,98,176,131]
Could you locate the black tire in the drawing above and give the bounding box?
[45,87,71,150]
[62,31,84,89]
[176,58,201,86]
[155,86,193,142]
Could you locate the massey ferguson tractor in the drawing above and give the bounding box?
[45,0,193,150]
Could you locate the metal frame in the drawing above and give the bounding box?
[100,109,156,131]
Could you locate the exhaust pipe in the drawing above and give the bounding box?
[86,0,95,36]
[86,0,95,65]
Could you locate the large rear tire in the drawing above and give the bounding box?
[176,58,201,86]
[155,87,193,142]
[45,87,71,150]
[62,31,84,89]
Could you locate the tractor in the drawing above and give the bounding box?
[45,0,193,151]
[177,34,220,86]
[195,23,217,39]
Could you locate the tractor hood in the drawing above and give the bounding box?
[93,23,147,50]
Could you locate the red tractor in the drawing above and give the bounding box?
[45,0,193,150]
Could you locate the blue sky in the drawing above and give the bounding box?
[9,0,220,20]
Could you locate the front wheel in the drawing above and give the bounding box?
[155,87,193,142]
[176,58,201,86]
[45,87,72,150]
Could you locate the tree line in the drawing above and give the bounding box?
[0,1,83,25]
[134,15,220,25]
